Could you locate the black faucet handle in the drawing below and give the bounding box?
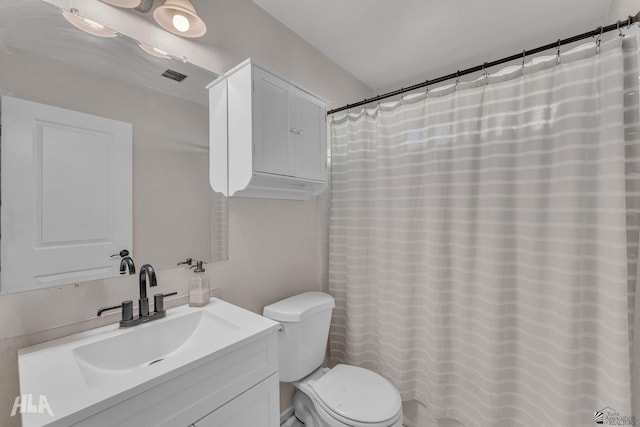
[97,304,122,317]
[153,292,177,314]
[177,258,193,266]
[153,294,164,313]
[122,300,134,321]
[97,300,134,321]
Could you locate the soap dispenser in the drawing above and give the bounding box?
[188,261,209,307]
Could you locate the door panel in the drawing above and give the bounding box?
[40,124,111,244]
[1,96,132,293]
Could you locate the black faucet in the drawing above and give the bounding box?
[120,256,136,275]
[111,249,135,275]
[138,264,157,317]
[96,263,176,328]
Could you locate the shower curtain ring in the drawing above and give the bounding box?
[617,20,624,37]
[596,26,603,52]
[455,70,460,87]
[521,50,526,69]
[483,62,489,85]
[424,80,429,96]
[556,39,561,63]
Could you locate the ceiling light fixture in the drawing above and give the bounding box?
[100,0,142,8]
[62,9,117,38]
[138,42,171,59]
[153,0,207,38]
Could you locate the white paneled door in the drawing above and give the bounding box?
[1,96,132,293]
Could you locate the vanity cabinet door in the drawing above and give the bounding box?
[194,373,279,427]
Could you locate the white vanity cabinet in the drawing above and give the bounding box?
[208,59,327,200]
[18,301,280,427]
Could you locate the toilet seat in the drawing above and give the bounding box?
[308,364,402,426]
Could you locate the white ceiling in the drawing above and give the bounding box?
[251,0,612,91]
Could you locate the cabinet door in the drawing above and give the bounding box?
[194,374,279,427]
[253,67,294,177]
[291,91,326,181]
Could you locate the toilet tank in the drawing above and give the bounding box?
[263,292,335,382]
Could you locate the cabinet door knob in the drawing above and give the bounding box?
[289,127,303,135]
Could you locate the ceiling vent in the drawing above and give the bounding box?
[161,69,187,82]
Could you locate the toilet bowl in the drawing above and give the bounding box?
[263,292,403,427]
[293,365,403,427]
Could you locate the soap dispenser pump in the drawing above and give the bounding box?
[188,260,209,307]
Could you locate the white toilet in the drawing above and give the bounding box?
[263,292,403,427]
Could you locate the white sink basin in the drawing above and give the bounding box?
[72,309,240,387]
[18,298,278,427]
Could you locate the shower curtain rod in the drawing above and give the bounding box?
[327,11,640,115]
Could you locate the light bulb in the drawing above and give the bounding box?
[153,0,206,38]
[172,14,190,32]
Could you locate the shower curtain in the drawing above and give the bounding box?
[329,37,640,427]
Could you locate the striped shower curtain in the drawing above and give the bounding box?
[329,37,640,427]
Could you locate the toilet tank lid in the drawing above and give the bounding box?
[263,292,335,322]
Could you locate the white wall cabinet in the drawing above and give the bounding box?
[209,59,327,200]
